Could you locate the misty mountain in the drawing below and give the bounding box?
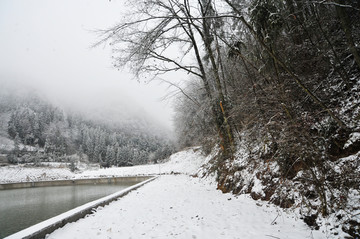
[0,83,174,166]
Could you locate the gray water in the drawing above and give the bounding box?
[0,182,135,238]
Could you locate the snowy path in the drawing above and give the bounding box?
[47,175,325,239]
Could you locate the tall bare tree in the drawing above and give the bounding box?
[96,0,235,159]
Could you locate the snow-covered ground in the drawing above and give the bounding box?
[1,147,346,238]
[79,147,206,178]
[0,164,75,183]
[0,147,205,183]
[47,174,327,239]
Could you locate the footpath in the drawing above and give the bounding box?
[47,175,325,239]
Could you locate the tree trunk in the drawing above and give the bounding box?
[199,0,235,159]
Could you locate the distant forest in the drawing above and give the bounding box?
[0,92,174,167]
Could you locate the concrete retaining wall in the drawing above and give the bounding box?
[5,176,157,239]
[0,176,153,190]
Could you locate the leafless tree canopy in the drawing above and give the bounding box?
[99,1,360,233]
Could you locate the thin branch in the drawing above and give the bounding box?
[148,49,203,78]
[154,78,201,107]
[310,1,360,11]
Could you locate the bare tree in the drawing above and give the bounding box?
[96,0,236,159]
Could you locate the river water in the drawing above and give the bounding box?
[0,182,135,238]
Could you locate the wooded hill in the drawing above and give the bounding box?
[99,0,360,237]
[0,91,174,167]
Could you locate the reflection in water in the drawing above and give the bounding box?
[0,182,135,238]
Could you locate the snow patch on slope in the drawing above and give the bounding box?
[344,132,360,149]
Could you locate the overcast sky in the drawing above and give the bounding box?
[0,0,179,131]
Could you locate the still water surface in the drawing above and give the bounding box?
[0,182,135,238]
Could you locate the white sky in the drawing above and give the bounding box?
[0,0,181,131]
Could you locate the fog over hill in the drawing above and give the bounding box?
[0,78,171,135]
[0,80,175,167]
[0,0,177,132]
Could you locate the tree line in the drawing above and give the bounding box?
[2,94,174,166]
